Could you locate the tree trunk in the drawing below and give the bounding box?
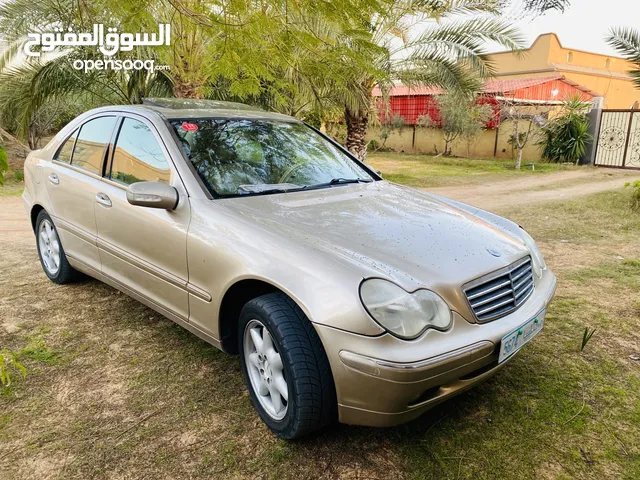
[345,106,369,161]
[172,79,205,99]
[28,132,37,150]
[515,148,523,169]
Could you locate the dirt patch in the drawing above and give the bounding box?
[427,168,640,210]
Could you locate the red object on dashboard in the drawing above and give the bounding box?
[181,122,199,131]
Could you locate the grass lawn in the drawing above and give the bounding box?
[368,152,583,188]
[1,170,639,479]
[0,173,24,197]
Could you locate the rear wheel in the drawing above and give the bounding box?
[238,292,337,439]
[35,210,82,284]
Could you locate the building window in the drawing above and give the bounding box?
[605,58,611,69]
[567,52,573,63]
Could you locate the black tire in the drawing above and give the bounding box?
[238,292,337,439]
[35,210,83,284]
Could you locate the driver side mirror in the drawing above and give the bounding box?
[126,181,179,210]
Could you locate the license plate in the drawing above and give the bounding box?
[498,309,545,363]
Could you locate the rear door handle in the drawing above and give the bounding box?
[95,193,112,207]
[48,173,59,185]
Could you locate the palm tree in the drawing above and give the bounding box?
[0,0,381,121]
[606,27,640,89]
[335,1,524,160]
[0,0,174,141]
[0,0,525,156]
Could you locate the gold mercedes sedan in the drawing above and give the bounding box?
[22,99,556,439]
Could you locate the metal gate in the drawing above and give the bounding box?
[594,110,640,168]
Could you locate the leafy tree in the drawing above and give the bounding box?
[0,0,382,135]
[461,100,494,158]
[373,114,405,152]
[538,96,592,164]
[499,96,552,169]
[0,0,174,142]
[606,27,640,89]
[0,0,526,157]
[418,93,492,157]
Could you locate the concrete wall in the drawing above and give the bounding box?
[367,123,544,162]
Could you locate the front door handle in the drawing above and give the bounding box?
[48,173,59,185]
[95,193,112,207]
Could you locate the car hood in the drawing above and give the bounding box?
[218,181,529,291]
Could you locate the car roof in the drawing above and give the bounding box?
[85,98,300,123]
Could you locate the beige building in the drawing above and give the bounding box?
[487,33,640,109]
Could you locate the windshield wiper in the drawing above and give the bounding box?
[231,178,373,197]
[303,177,373,190]
[238,188,297,196]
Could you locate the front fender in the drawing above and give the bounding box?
[186,200,385,340]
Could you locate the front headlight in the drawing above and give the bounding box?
[360,279,452,339]
[521,228,546,277]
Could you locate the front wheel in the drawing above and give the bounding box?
[238,292,337,439]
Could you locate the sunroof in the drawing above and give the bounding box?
[143,98,261,111]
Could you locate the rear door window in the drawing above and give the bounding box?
[71,116,117,175]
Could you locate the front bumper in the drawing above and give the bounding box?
[314,269,557,427]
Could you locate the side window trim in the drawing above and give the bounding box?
[70,114,117,175]
[105,116,124,179]
[53,128,79,163]
[111,113,177,186]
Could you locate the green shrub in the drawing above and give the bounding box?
[14,169,24,182]
[538,96,592,164]
[0,145,8,185]
[367,139,380,152]
[625,180,640,209]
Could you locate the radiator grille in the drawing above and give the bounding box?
[463,257,535,322]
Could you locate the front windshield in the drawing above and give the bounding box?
[169,119,374,196]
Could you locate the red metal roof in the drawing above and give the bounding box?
[373,75,599,126]
[378,95,501,127]
[372,75,600,100]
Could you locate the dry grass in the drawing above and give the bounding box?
[1,175,640,479]
[367,152,582,188]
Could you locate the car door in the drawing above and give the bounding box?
[94,115,191,321]
[44,115,118,271]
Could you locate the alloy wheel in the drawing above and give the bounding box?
[38,219,61,275]
[243,319,289,420]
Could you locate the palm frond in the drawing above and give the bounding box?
[406,17,524,65]
[606,27,640,89]
[607,27,640,60]
[394,55,482,94]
